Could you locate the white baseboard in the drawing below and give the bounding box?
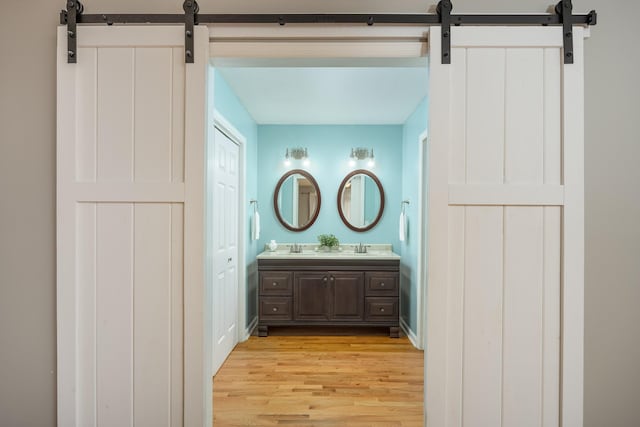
[242,316,258,342]
[400,317,422,350]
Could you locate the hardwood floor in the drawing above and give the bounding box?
[213,327,424,426]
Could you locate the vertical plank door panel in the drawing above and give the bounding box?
[502,206,544,427]
[505,48,544,185]
[465,48,505,185]
[543,48,562,186]
[171,47,185,184]
[542,206,561,426]
[134,48,173,183]
[462,206,503,427]
[133,203,172,427]
[96,203,133,427]
[449,47,467,185]
[96,48,134,182]
[446,205,465,427]
[75,48,97,182]
[76,203,96,426]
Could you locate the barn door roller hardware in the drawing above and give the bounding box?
[60,0,596,65]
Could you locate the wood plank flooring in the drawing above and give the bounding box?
[213,327,424,426]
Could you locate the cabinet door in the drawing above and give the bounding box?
[294,272,330,321]
[329,271,364,321]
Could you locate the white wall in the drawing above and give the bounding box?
[0,1,638,426]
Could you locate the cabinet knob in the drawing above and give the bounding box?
[330,276,335,281]
[272,282,277,286]
[380,308,385,312]
[272,307,278,312]
[381,282,385,287]
[323,277,328,282]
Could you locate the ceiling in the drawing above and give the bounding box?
[217,66,428,124]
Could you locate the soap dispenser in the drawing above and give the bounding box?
[268,240,278,252]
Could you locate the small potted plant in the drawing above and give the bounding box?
[317,234,340,252]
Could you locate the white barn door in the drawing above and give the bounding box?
[57,26,209,426]
[426,27,584,426]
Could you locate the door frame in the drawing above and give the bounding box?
[415,128,429,351]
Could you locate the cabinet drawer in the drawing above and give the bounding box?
[365,272,399,296]
[365,297,398,321]
[260,272,293,295]
[260,297,292,320]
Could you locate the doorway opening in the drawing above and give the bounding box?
[206,42,430,424]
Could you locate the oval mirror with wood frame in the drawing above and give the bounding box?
[337,169,385,232]
[273,169,321,232]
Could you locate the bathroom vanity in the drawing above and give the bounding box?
[257,245,400,337]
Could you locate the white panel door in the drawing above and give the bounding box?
[57,26,209,427]
[426,27,585,427]
[211,127,239,374]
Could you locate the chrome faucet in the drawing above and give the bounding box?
[290,243,303,253]
[354,243,369,254]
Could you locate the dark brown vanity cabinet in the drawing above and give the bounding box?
[294,271,364,321]
[257,258,400,337]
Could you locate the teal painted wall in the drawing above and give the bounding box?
[257,125,403,251]
[209,68,259,328]
[400,97,428,335]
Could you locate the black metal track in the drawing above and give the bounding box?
[61,12,596,26]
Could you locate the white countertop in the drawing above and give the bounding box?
[257,243,400,261]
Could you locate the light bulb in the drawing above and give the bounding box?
[284,159,291,167]
[303,158,310,167]
[367,159,375,168]
[349,159,356,167]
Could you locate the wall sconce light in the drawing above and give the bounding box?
[349,147,375,168]
[285,147,309,167]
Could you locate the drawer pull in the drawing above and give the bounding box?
[272,282,277,286]
[380,308,385,312]
[272,307,278,312]
[381,282,385,287]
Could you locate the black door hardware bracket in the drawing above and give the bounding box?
[61,0,83,63]
[183,0,199,63]
[437,0,452,65]
[557,0,574,64]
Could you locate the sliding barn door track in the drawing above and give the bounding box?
[60,0,596,64]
